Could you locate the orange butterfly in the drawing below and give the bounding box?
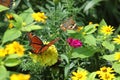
[27,32,59,54]
[60,17,77,31]
[0,0,12,7]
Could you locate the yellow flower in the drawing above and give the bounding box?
[100,25,115,35]
[9,23,14,29]
[5,41,25,56]
[71,70,88,80]
[96,66,115,80]
[99,73,115,80]
[89,22,93,25]
[76,26,83,32]
[115,52,120,62]
[0,48,7,57]
[113,35,120,44]
[30,42,58,66]
[10,73,30,80]
[32,12,47,23]
[96,66,114,74]
[6,14,13,20]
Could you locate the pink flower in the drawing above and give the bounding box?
[67,37,82,48]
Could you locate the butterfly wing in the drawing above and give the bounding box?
[27,32,44,54]
[39,38,60,53]
[0,0,12,7]
[60,17,77,31]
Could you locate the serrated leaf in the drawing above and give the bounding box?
[112,62,120,74]
[102,54,115,61]
[84,35,96,46]
[72,47,96,58]
[4,58,21,67]
[102,41,115,51]
[0,5,9,12]
[21,25,43,31]
[2,29,21,44]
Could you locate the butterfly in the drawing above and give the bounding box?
[60,17,77,31]
[27,32,59,54]
[0,0,12,7]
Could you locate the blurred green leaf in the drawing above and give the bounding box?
[2,29,21,44]
[102,41,115,51]
[88,72,97,80]
[19,8,34,24]
[84,0,103,12]
[84,24,97,34]
[84,34,96,46]
[21,25,43,31]
[0,5,9,12]
[11,13,23,29]
[103,54,115,61]
[112,62,120,74]
[72,47,96,58]
[99,19,107,27]
[0,65,9,80]
[60,54,69,64]
[4,58,21,67]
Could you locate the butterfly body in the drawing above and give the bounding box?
[27,32,59,54]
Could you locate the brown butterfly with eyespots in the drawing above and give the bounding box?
[27,32,59,54]
[60,17,78,31]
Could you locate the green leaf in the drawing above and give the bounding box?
[64,64,70,78]
[19,8,34,24]
[84,0,103,12]
[11,13,23,29]
[60,54,69,64]
[67,30,76,34]
[4,58,21,67]
[0,5,9,12]
[88,72,97,80]
[84,34,96,46]
[102,41,115,51]
[112,62,120,74]
[99,19,107,27]
[102,54,115,61]
[72,47,96,58]
[84,24,97,34]
[0,65,9,80]
[21,25,43,31]
[2,29,21,44]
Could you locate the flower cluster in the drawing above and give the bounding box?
[67,37,82,48]
[32,12,47,23]
[71,69,88,80]
[0,41,25,57]
[30,42,58,66]
[96,66,115,80]
[10,73,30,80]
